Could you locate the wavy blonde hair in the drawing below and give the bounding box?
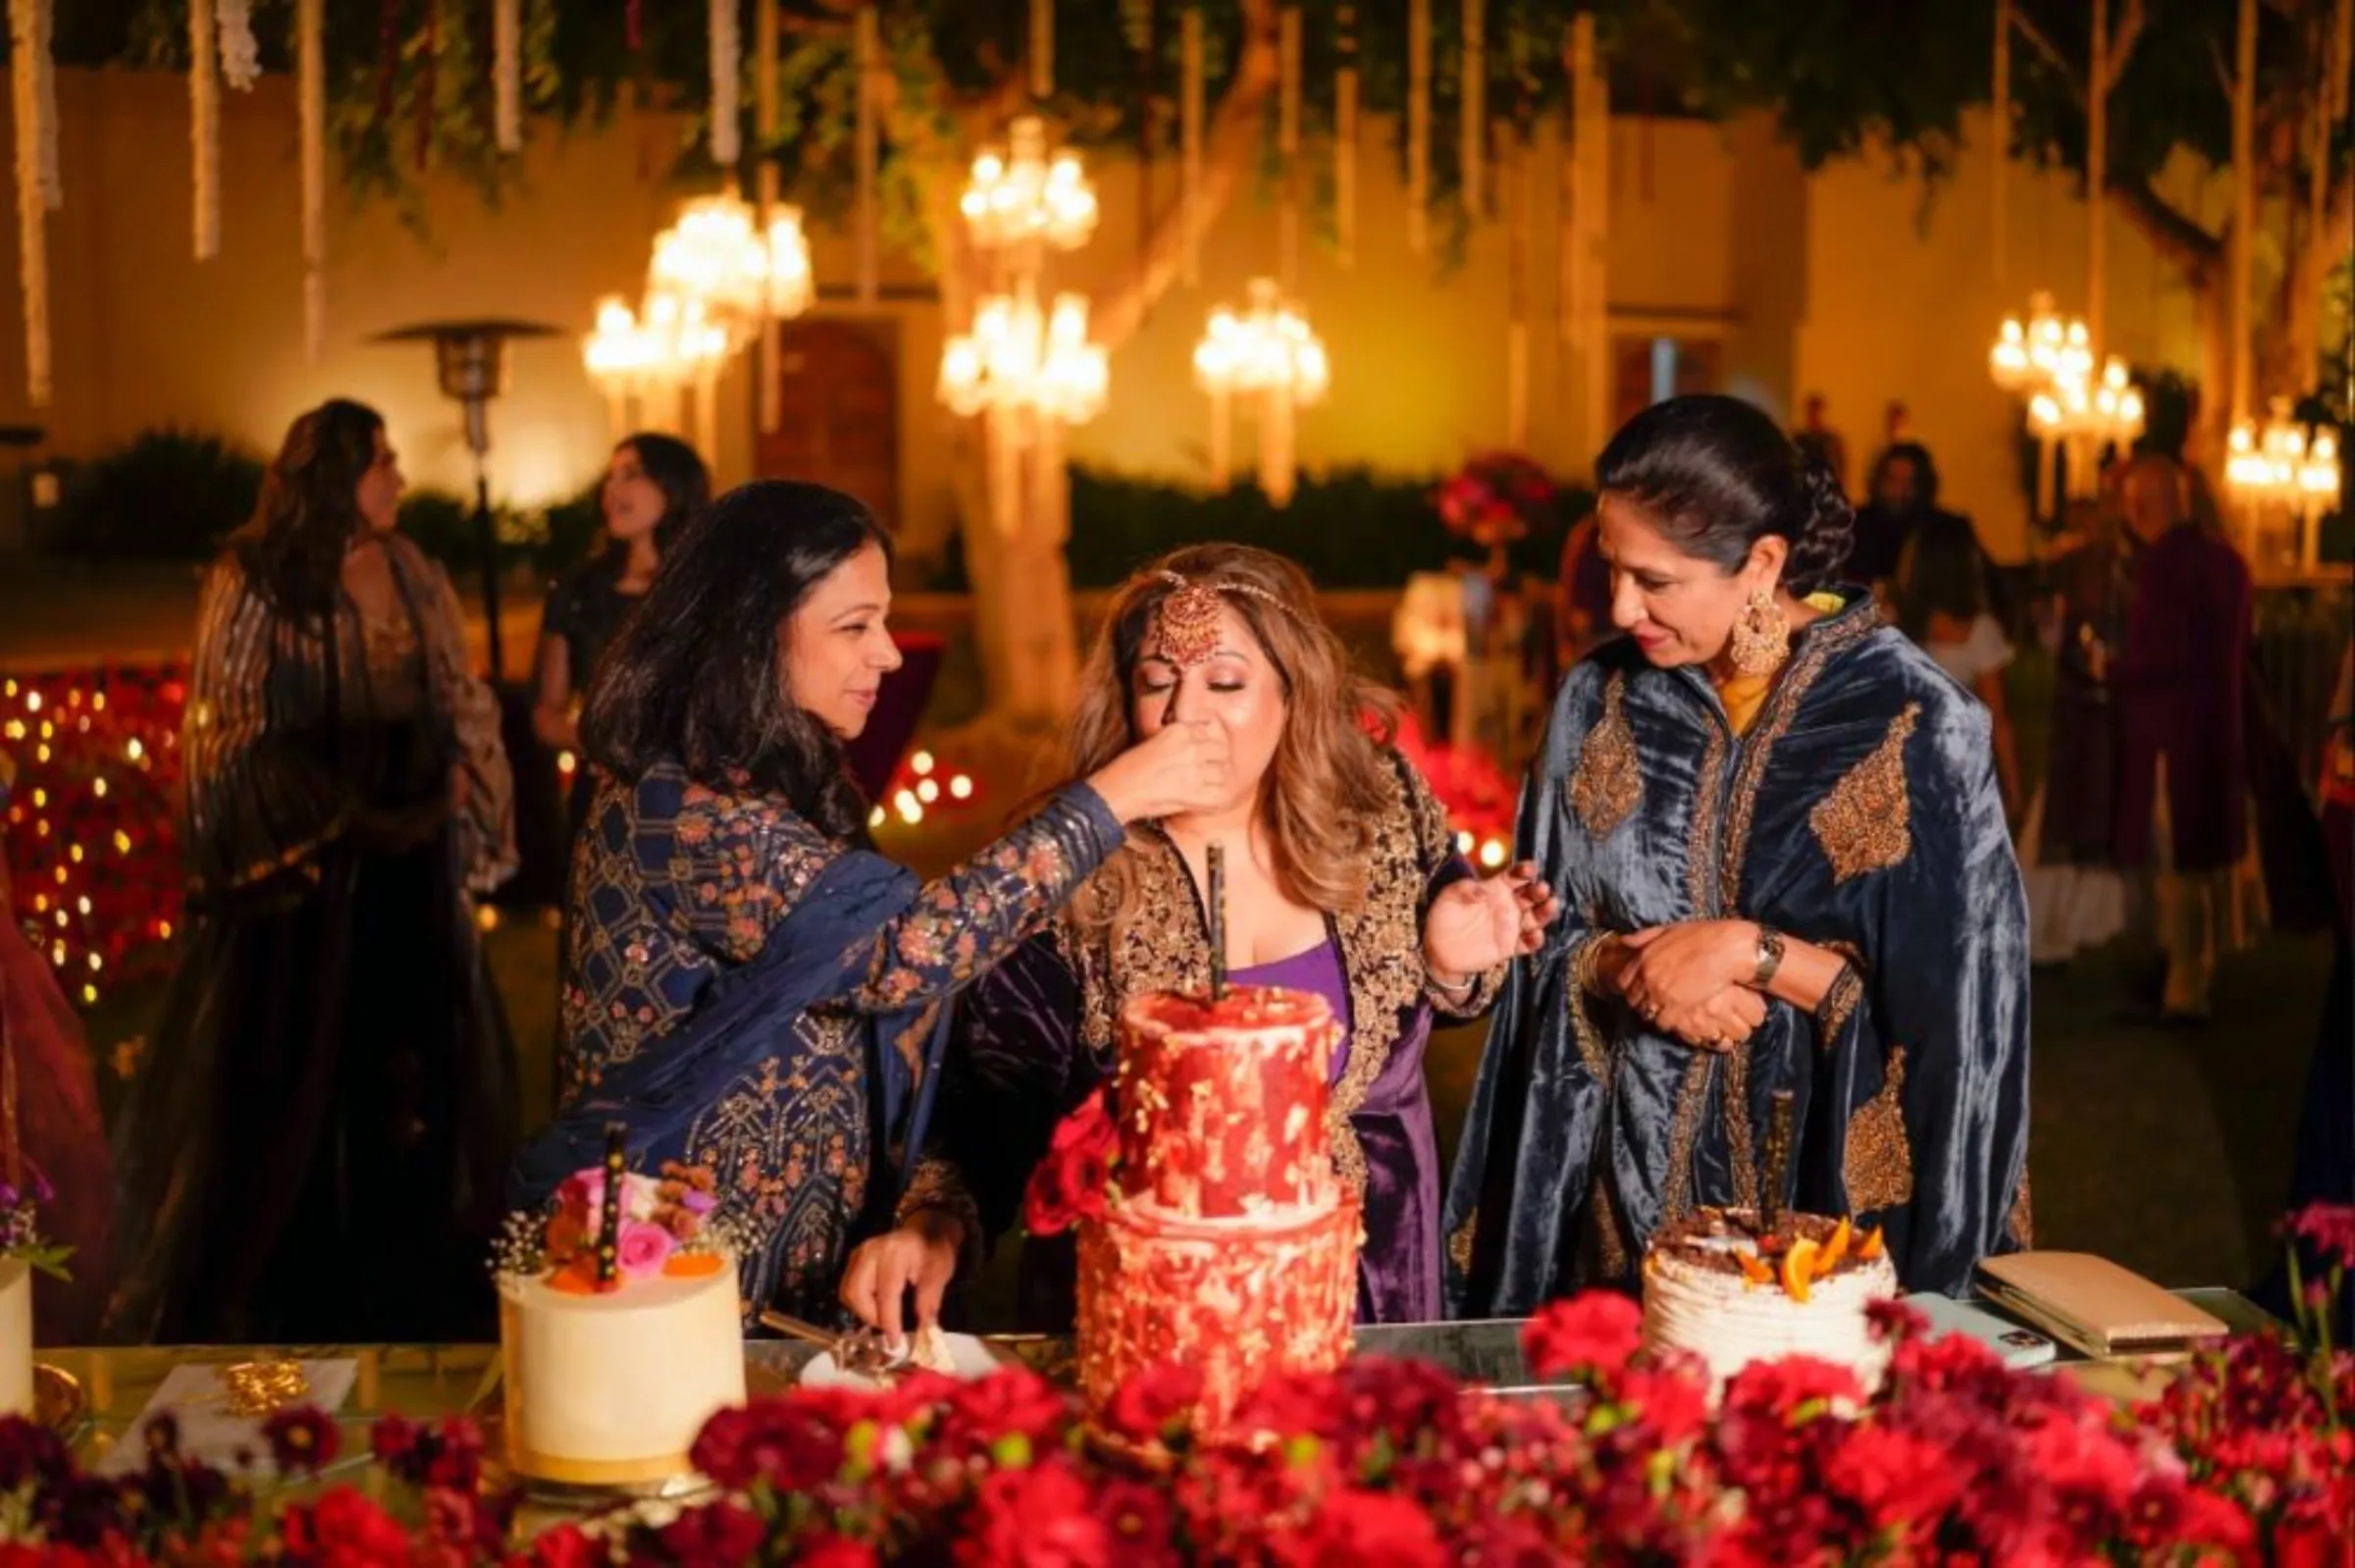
[1063,544,1400,933]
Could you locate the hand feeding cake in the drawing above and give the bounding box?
[1642,1206,1899,1396]
[1070,986,1362,1435]
[494,1157,746,1487]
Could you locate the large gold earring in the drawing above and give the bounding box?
[1728,588,1791,678]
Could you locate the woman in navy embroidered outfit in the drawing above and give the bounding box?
[1445,396,2031,1312]
[515,481,1231,1323]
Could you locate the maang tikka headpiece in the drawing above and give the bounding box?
[1147,570,1294,672]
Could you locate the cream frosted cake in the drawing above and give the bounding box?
[1642,1206,1899,1395]
[494,1151,746,1487]
[1069,986,1362,1435]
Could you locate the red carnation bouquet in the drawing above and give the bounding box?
[1022,1086,1118,1237]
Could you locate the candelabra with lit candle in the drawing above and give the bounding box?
[2225,397,2343,577]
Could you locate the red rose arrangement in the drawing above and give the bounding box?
[1022,1085,1118,1237]
[1432,451,1556,552]
[0,1204,2344,1563]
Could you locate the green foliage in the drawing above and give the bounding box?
[396,479,604,581]
[927,466,1589,591]
[37,429,264,561]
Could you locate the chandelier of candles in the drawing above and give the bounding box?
[1192,279,1332,403]
[938,289,1109,425]
[2027,354,2146,447]
[582,189,812,398]
[959,117,1099,254]
[1989,292,2095,395]
[2225,397,2343,510]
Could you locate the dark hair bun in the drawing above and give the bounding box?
[1786,457,1855,591]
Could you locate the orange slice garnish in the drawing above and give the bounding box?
[1817,1217,1853,1277]
[662,1251,726,1279]
[1857,1225,1886,1262]
[1780,1237,1820,1303]
[1738,1251,1775,1287]
[546,1262,602,1295]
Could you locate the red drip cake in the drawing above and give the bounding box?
[1074,986,1363,1435]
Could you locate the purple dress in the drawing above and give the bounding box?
[1231,939,1444,1324]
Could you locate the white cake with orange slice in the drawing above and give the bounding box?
[493,1159,746,1487]
[1641,1207,1899,1395]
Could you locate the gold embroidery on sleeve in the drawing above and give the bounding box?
[1568,672,1643,839]
[1842,1046,1915,1214]
[1809,704,1922,884]
[1446,1213,1477,1276]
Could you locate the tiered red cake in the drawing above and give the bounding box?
[1074,986,1363,1433]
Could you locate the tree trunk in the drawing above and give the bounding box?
[922,0,1281,726]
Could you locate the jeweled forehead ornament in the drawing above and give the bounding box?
[1146,570,1290,672]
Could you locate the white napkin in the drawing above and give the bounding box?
[97,1359,360,1479]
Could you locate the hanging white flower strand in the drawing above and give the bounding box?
[298,0,327,363]
[1406,0,1429,255]
[9,0,50,406]
[190,0,220,259]
[494,0,521,153]
[217,0,261,91]
[708,0,740,167]
[757,0,783,433]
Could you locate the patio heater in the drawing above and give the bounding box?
[375,319,558,682]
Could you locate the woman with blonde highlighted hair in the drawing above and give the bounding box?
[841,544,1556,1338]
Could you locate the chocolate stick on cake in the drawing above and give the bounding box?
[1758,1090,1795,1239]
[1206,841,1228,1002]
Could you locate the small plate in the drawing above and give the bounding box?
[34,1364,85,1437]
[799,1332,998,1389]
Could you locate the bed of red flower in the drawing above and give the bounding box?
[4,1208,2348,1566]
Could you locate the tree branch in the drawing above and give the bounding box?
[2013,11,2084,103]
[1087,0,1282,353]
[2105,172,2225,281]
[2107,0,2148,88]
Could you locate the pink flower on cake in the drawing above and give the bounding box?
[1521,1291,1642,1382]
[615,1220,675,1279]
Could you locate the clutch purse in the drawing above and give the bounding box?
[1975,1252,2230,1359]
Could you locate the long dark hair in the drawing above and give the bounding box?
[599,432,708,570]
[230,398,385,620]
[1891,511,1990,644]
[1595,393,1855,594]
[579,480,891,840]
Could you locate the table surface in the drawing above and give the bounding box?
[30,1287,2275,1492]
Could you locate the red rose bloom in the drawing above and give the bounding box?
[1025,1090,1118,1237]
[278,1488,415,1567]
[657,1499,768,1566]
[1521,1291,1643,1382]
[1822,1425,1963,1536]
[1104,1361,1204,1444]
[938,1367,1077,1454]
[1272,1489,1447,1568]
[960,1460,1111,1568]
[796,1537,884,1568]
